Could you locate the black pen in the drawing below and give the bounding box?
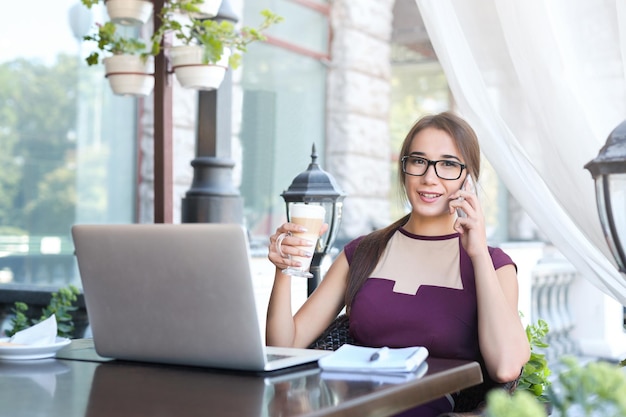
[369,346,389,362]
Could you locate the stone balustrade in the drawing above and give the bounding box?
[531,259,580,363]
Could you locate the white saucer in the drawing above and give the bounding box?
[0,337,71,361]
[0,358,70,375]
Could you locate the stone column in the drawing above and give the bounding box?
[138,86,198,223]
[327,0,395,240]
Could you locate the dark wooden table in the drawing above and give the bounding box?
[0,340,482,417]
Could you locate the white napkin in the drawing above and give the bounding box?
[9,315,58,346]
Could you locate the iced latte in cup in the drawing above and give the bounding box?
[282,204,325,278]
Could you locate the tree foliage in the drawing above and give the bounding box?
[0,55,77,236]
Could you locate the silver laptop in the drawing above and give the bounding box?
[71,223,329,372]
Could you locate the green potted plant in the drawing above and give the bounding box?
[547,356,626,416]
[81,0,154,26]
[151,0,283,90]
[83,21,155,97]
[485,356,626,417]
[485,389,549,417]
[188,0,222,19]
[517,318,552,403]
[5,285,81,339]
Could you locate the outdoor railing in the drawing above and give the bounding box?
[0,235,76,285]
[531,257,579,362]
[0,254,77,285]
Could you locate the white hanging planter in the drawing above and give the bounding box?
[103,54,154,97]
[189,0,222,19]
[170,45,230,90]
[105,0,154,26]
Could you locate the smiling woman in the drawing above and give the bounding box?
[266,112,530,417]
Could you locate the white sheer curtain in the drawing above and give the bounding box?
[415,0,626,305]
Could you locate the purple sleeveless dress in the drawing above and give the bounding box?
[344,228,515,416]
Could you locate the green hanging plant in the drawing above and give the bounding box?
[80,0,101,7]
[83,21,152,66]
[151,0,283,69]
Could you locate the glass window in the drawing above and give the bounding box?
[241,1,328,247]
[245,0,329,57]
[0,1,136,287]
[0,0,330,286]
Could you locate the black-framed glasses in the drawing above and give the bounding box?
[401,156,466,180]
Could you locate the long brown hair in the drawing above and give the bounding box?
[345,112,481,313]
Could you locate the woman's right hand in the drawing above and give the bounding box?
[267,222,328,270]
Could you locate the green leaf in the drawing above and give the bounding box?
[546,357,626,416]
[5,302,31,337]
[485,390,548,417]
[151,6,283,67]
[5,285,80,339]
[517,318,552,399]
[82,21,149,65]
[80,0,101,8]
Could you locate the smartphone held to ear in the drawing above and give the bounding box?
[456,175,476,218]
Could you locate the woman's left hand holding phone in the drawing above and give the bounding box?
[449,175,488,257]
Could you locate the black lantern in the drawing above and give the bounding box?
[281,144,346,295]
[584,120,626,274]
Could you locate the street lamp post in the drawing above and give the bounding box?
[281,144,346,296]
[584,119,626,275]
[181,0,243,224]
